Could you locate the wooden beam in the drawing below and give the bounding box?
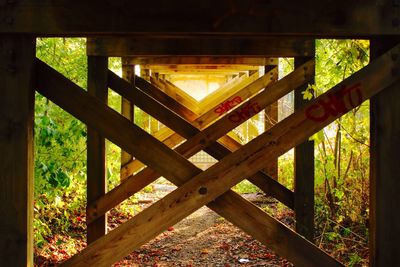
[3,1,398,36]
[120,60,135,181]
[60,41,400,267]
[126,57,278,66]
[87,56,108,243]
[370,39,400,267]
[0,35,35,266]
[264,64,278,180]
[87,37,315,57]
[294,55,315,240]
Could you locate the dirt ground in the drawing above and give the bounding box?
[34,184,295,266]
[112,184,294,267]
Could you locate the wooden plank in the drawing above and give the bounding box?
[264,65,278,180]
[370,39,400,267]
[0,35,35,267]
[120,61,135,180]
[88,37,316,57]
[126,57,278,66]
[294,55,315,240]
[87,56,108,243]
[2,1,398,36]
[89,60,315,222]
[198,71,260,113]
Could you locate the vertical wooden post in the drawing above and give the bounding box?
[370,38,400,267]
[0,35,35,266]
[294,50,315,240]
[264,64,278,180]
[87,56,108,244]
[121,59,135,181]
[140,67,151,132]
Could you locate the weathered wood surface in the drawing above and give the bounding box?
[125,56,278,66]
[61,42,399,267]
[88,37,316,56]
[2,1,397,36]
[0,35,35,267]
[88,60,314,223]
[35,57,344,267]
[294,55,315,241]
[87,56,108,243]
[144,64,259,75]
[120,60,135,180]
[370,39,400,267]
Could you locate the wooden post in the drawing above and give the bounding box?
[294,52,315,241]
[370,38,400,267]
[264,64,278,180]
[87,56,108,243]
[121,59,134,181]
[0,35,35,266]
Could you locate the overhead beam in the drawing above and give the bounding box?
[2,0,398,36]
[125,57,278,66]
[87,37,315,57]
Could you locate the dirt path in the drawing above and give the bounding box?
[113,185,294,267]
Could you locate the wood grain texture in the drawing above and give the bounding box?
[370,39,400,267]
[87,56,108,243]
[125,56,278,66]
[120,60,135,177]
[2,1,397,36]
[294,55,315,241]
[87,37,316,56]
[62,43,400,267]
[0,35,35,267]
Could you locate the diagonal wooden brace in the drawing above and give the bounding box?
[59,43,400,267]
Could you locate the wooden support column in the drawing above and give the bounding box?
[0,35,35,266]
[264,64,278,180]
[121,59,135,181]
[294,51,315,240]
[87,56,108,243]
[370,38,400,267]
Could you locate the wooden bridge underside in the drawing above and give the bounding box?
[1,1,400,266]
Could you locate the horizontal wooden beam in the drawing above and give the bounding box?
[124,57,278,66]
[88,37,315,57]
[3,1,398,36]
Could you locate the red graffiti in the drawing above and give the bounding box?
[214,96,243,115]
[228,101,261,123]
[305,83,362,122]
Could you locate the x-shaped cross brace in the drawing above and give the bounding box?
[34,43,400,267]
